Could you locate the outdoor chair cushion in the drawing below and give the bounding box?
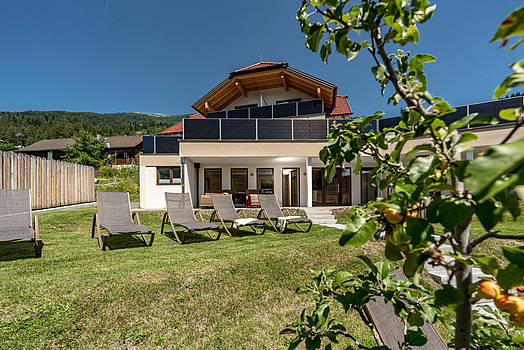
[232,218,265,229]
[101,223,151,234]
[0,228,34,242]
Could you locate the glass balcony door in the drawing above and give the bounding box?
[231,168,248,207]
[312,168,351,206]
[282,168,299,207]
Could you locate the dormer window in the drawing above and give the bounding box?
[276,98,301,104]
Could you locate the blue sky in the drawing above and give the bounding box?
[0,1,521,117]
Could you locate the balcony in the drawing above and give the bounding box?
[205,99,324,119]
[141,96,523,155]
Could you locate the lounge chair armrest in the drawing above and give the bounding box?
[34,214,40,239]
[236,208,248,218]
[194,209,205,222]
[132,211,142,225]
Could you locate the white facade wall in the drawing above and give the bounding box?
[139,165,182,209]
[223,87,315,110]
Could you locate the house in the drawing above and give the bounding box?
[139,61,524,209]
[159,113,205,136]
[19,135,143,165]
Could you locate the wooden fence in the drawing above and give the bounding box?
[0,151,95,209]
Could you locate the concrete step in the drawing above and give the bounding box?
[307,214,335,220]
[304,210,333,215]
[312,219,338,225]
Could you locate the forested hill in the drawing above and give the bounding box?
[0,110,189,147]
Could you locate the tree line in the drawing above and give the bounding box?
[0,110,188,151]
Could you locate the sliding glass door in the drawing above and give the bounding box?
[312,168,351,206]
[231,168,248,207]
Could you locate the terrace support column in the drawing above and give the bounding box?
[306,157,313,207]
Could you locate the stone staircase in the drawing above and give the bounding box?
[304,208,338,225]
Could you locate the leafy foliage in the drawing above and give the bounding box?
[0,110,188,147]
[63,130,111,169]
[285,1,524,349]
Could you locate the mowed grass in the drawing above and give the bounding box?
[0,207,385,350]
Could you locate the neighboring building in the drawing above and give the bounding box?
[159,113,205,136]
[19,135,143,165]
[139,61,524,209]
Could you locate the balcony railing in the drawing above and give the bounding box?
[141,97,523,155]
[205,99,324,119]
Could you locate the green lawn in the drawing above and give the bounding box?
[2,207,521,349]
[0,207,384,350]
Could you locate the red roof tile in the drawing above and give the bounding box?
[159,113,205,135]
[328,95,353,116]
[234,61,284,73]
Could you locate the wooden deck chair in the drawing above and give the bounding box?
[364,268,448,349]
[257,194,312,233]
[161,192,220,244]
[91,191,154,250]
[210,195,266,236]
[0,189,43,257]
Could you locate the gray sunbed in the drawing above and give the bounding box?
[161,192,220,244]
[0,189,43,257]
[257,194,312,233]
[210,195,266,236]
[364,268,448,349]
[91,191,154,250]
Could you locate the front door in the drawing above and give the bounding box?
[282,168,299,207]
[231,168,248,207]
[312,168,351,206]
[361,168,377,204]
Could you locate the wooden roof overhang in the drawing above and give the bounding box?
[192,64,338,115]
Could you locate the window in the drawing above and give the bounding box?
[235,103,257,109]
[156,167,181,185]
[257,168,274,194]
[204,168,222,193]
[276,98,301,104]
[123,151,128,159]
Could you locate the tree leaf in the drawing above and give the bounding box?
[385,241,403,261]
[405,328,428,346]
[465,138,524,201]
[503,246,524,268]
[494,59,524,99]
[498,263,524,290]
[409,155,438,183]
[339,221,376,247]
[490,6,524,47]
[405,218,434,246]
[434,197,474,231]
[475,200,504,231]
[435,285,464,311]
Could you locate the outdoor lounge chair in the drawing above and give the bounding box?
[364,268,448,349]
[257,194,312,233]
[91,191,154,250]
[210,195,266,236]
[161,192,220,244]
[0,189,43,257]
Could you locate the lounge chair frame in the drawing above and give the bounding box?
[160,193,220,244]
[363,267,448,349]
[91,191,154,250]
[256,194,312,233]
[210,196,266,236]
[0,189,43,257]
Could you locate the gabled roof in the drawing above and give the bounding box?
[103,136,143,148]
[19,138,75,152]
[192,61,338,115]
[19,136,143,152]
[327,95,353,117]
[232,61,287,75]
[159,113,205,135]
